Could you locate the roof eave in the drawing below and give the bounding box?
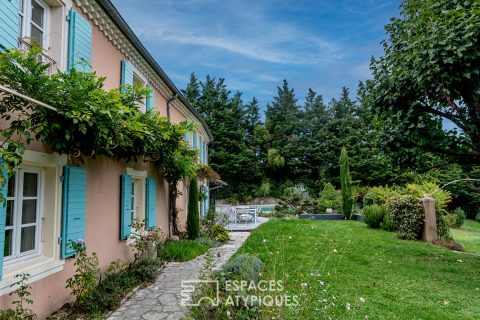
[95,0,213,141]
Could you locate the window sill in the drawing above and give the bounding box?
[0,256,64,295]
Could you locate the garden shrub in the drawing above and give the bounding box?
[386,195,424,240]
[476,212,480,222]
[65,240,101,310]
[444,208,465,229]
[274,184,314,215]
[402,183,453,238]
[76,270,138,315]
[223,254,264,283]
[195,236,219,248]
[363,186,399,206]
[317,182,342,213]
[187,177,200,239]
[207,224,230,242]
[0,273,36,320]
[204,208,229,228]
[436,213,451,240]
[403,182,451,216]
[381,210,396,231]
[131,256,162,283]
[340,147,354,219]
[444,214,457,229]
[363,205,388,229]
[453,207,466,227]
[129,219,165,258]
[158,240,209,261]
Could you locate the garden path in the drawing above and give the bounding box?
[108,232,250,320]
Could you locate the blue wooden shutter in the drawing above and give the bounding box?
[145,177,156,230]
[193,132,198,149]
[67,8,92,72]
[61,166,87,259]
[204,143,208,164]
[0,0,20,51]
[184,133,190,144]
[205,187,210,212]
[0,161,9,280]
[146,86,154,111]
[121,59,133,90]
[120,174,132,239]
[200,140,203,164]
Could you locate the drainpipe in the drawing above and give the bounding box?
[166,93,178,120]
[166,93,178,238]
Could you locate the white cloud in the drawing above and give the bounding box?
[115,0,342,66]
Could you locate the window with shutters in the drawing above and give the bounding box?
[19,0,49,49]
[133,72,147,113]
[131,178,144,222]
[130,181,136,222]
[4,168,42,264]
[17,0,56,73]
[0,152,64,295]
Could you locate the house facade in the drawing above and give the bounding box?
[0,0,211,317]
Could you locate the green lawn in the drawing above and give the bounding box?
[451,219,480,254]
[236,219,480,320]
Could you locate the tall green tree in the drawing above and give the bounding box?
[184,76,261,200]
[244,97,261,140]
[187,177,199,239]
[183,73,200,109]
[367,0,480,158]
[265,80,302,191]
[340,147,353,219]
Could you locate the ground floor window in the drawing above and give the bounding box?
[4,168,42,263]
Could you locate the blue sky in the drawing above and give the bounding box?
[112,0,401,110]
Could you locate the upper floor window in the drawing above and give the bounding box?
[133,72,147,113]
[4,168,43,264]
[18,0,56,73]
[19,0,49,49]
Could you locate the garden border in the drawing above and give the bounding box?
[299,213,364,221]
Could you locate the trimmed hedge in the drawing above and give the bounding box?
[387,195,424,240]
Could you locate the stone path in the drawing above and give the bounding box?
[108,232,250,320]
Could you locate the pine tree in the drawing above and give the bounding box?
[182,73,200,108]
[340,147,353,219]
[244,97,261,140]
[265,80,301,148]
[185,76,261,200]
[265,80,302,192]
[187,177,200,239]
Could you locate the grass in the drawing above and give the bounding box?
[158,239,209,261]
[451,219,480,254]
[236,219,480,320]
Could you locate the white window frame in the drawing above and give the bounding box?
[4,167,44,265]
[19,0,50,50]
[131,66,148,113]
[130,180,136,222]
[125,168,147,239]
[0,149,66,296]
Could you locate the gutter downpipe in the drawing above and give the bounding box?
[166,93,177,238]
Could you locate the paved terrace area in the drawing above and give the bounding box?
[225,216,269,231]
[108,232,250,320]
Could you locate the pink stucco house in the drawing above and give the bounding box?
[0,0,211,317]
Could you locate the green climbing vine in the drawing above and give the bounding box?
[0,49,198,212]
